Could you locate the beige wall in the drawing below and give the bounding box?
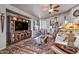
[0,4,37,50]
[46,12,70,28]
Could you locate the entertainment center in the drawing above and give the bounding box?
[7,15,32,46]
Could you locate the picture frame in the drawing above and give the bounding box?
[0,13,4,32]
[33,20,35,30]
[73,10,79,17]
[50,19,55,26]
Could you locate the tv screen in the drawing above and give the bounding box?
[15,21,28,31]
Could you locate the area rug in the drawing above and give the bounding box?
[0,38,55,54]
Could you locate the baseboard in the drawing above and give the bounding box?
[0,46,6,50]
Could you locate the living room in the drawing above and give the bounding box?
[0,4,79,54]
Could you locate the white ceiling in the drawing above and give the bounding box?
[12,4,77,19]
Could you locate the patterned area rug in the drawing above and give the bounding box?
[0,38,55,54]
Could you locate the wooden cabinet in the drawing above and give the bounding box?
[7,16,32,45]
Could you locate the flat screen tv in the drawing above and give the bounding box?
[15,21,28,31]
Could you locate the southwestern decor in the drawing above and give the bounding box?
[0,13,4,32]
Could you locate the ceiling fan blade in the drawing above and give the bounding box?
[54,5,60,9]
[53,10,59,12]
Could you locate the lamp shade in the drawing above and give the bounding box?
[63,24,79,30]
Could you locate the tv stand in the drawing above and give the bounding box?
[7,16,32,46]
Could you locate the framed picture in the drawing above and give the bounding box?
[50,20,54,26]
[0,13,4,32]
[73,10,79,17]
[50,18,55,26]
[33,20,35,30]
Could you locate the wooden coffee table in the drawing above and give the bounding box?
[51,43,78,54]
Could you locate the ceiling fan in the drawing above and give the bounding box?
[42,4,60,14]
[48,4,60,14]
